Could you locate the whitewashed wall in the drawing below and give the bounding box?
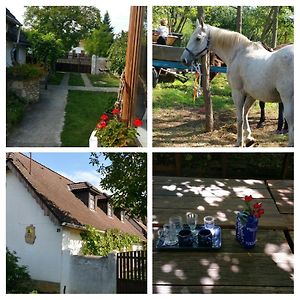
[6,170,62,284]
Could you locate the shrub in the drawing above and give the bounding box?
[6,64,45,80]
[6,248,35,294]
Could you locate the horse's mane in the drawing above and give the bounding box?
[210,26,251,49]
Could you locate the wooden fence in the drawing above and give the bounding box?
[116,250,147,294]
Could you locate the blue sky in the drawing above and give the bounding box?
[23,152,111,192]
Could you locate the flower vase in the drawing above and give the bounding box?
[236,213,258,249]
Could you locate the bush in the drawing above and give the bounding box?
[6,248,35,294]
[6,64,45,80]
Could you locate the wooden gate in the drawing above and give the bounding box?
[116,250,147,294]
[56,57,91,73]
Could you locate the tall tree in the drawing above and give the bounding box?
[271,6,280,48]
[84,24,114,57]
[90,153,147,221]
[24,6,101,53]
[103,11,114,33]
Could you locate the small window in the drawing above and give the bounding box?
[107,203,113,217]
[121,211,125,222]
[89,194,95,210]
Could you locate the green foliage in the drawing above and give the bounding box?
[26,30,65,70]
[108,31,128,75]
[153,6,294,46]
[6,64,45,80]
[6,248,35,294]
[84,24,114,57]
[6,91,28,135]
[80,226,142,257]
[61,91,116,146]
[24,6,102,53]
[95,116,139,147]
[87,73,120,87]
[90,153,147,220]
[68,73,85,86]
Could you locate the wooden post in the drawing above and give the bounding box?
[201,53,214,131]
[121,6,145,126]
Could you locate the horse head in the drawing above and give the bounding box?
[181,19,210,66]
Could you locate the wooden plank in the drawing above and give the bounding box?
[153,230,293,288]
[154,176,267,188]
[289,231,294,244]
[266,180,294,188]
[282,214,294,231]
[153,198,284,229]
[153,44,184,62]
[153,285,293,294]
[268,187,294,213]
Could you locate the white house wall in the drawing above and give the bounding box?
[62,228,83,255]
[6,170,62,284]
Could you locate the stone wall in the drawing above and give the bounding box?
[61,251,117,294]
[7,78,40,103]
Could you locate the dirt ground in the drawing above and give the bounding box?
[153,106,289,147]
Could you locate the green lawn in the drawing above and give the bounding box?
[87,73,120,87]
[48,72,64,85]
[6,92,27,135]
[153,73,279,113]
[61,90,116,146]
[68,73,85,86]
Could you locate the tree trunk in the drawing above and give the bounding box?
[261,7,275,42]
[236,6,243,33]
[271,6,280,48]
[197,6,213,132]
[201,54,214,132]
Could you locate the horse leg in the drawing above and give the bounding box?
[276,102,284,133]
[243,96,256,146]
[232,90,246,147]
[257,101,266,128]
[281,99,294,147]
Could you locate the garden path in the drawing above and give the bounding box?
[7,72,118,147]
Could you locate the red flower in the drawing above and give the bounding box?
[253,202,262,209]
[100,114,109,121]
[112,108,120,115]
[244,195,253,202]
[134,118,143,127]
[96,121,107,129]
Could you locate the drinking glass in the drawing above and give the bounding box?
[186,212,198,232]
[204,216,215,230]
[169,216,182,233]
[163,223,178,246]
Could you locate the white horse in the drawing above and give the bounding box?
[181,20,294,147]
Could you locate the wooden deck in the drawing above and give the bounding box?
[153,176,294,294]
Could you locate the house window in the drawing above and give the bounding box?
[107,203,113,217]
[89,194,95,210]
[121,210,125,222]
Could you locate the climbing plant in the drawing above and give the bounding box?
[80,225,143,257]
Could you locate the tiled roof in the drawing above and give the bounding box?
[6,153,145,240]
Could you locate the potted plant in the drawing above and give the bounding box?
[95,108,143,147]
[236,195,264,249]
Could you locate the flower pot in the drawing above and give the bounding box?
[236,213,258,249]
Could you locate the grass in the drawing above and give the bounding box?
[48,72,65,85]
[61,90,116,146]
[6,91,28,135]
[153,73,286,147]
[68,73,85,86]
[87,73,120,87]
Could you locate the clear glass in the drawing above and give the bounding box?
[186,212,198,232]
[169,216,182,233]
[204,216,215,230]
[163,223,178,246]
